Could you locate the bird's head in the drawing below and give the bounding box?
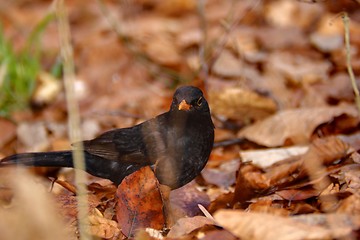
[170,86,210,114]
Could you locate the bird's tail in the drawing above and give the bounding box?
[0,151,74,168]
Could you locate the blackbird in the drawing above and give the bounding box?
[1,86,214,189]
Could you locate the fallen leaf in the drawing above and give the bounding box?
[133,228,163,240]
[265,0,323,28]
[310,32,343,53]
[156,0,196,16]
[247,199,290,216]
[200,229,237,240]
[275,188,320,201]
[238,105,358,147]
[214,210,333,240]
[116,166,165,237]
[337,194,360,215]
[267,51,331,86]
[144,34,181,66]
[233,164,267,206]
[256,27,307,50]
[210,87,277,121]
[201,160,239,188]
[212,50,243,78]
[264,136,349,187]
[89,213,121,239]
[292,213,360,238]
[88,179,117,201]
[169,182,211,222]
[240,146,308,168]
[167,216,215,238]
[208,192,234,214]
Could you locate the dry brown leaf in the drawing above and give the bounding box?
[167,216,216,238]
[210,87,277,121]
[302,137,350,202]
[264,136,349,187]
[306,136,350,166]
[56,193,100,223]
[265,0,323,28]
[349,151,360,164]
[240,146,308,168]
[208,192,234,214]
[247,200,290,216]
[116,166,165,237]
[233,164,267,205]
[133,228,162,240]
[268,52,331,86]
[343,165,360,191]
[310,33,343,53]
[337,194,360,215]
[238,105,358,147]
[177,29,202,49]
[144,34,181,66]
[201,160,239,188]
[315,73,355,102]
[89,213,121,239]
[275,189,320,201]
[200,229,237,240]
[156,0,196,15]
[212,50,243,78]
[88,179,117,201]
[292,213,360,238]
[256,27,307,50]
[231,137,350,205]
[169,182,211,221]
[214,210,332,240]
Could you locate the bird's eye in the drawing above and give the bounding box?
[196,97,203,106]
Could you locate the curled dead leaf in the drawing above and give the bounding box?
[233,164,267,206]
[239,105,358,147]
[116,166,165,237]
[89,213,121,239]
[214,210,333,240]
[210,87,277,121]
[167,216,216,238]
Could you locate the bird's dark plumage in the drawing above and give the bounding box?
[1,86,214,189]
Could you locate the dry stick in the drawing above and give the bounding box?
[56,0,90,239]
[343,12,360,113]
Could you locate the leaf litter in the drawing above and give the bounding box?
[0,0,360,239]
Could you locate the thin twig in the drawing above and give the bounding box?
[56,0,90,239]
[342,12,360,113]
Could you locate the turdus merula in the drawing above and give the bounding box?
[1,86,214,189]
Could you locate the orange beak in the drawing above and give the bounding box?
[178,100,191,111]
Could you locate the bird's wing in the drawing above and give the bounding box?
[80,125,147,163]
[81,113,170,165]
